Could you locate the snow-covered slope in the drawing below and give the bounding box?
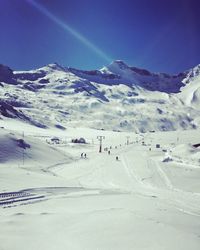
[0,127,72,168]
[0,61,200,132]
[1,124,200,250]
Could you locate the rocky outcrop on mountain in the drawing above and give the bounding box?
[0,64,17,84]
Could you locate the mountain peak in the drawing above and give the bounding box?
[108,60,129,70]
[44,63,66,71]
[190,64,200,76]
[34,63,66,73]
[182,64,200,84]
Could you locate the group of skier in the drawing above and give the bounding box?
[80,150,119,161]
[80,140,123,161]
[107,150,119,160]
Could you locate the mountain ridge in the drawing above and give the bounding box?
[1,60,197,92]
[0,61,200,132]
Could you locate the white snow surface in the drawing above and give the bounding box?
[0,119,200,250]
[1,61,200,249]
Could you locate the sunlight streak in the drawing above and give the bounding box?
[26,0,111,62]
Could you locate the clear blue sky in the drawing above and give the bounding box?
[0,0,200,73]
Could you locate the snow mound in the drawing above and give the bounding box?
[0,128,71,167]
[169,144,200,166]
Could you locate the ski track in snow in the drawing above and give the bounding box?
[2,140,199,217]
[1,126,200,250]
[118,145,200,218]
[148,158,173,190]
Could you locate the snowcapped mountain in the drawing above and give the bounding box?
[69,60,186,93]
[0,61,200,132]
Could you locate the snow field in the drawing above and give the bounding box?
[0,123,200,250]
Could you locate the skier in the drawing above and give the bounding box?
[108,150,110,155]
[116,156,119,161]
[84,153,87,158]
[81,153,83,158]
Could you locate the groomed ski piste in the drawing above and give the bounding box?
[0,118,200,250]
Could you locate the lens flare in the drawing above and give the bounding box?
[26,0,111,62]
